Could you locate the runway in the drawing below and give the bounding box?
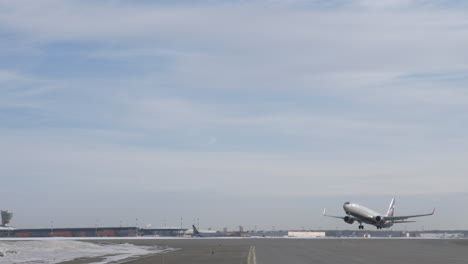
[58,238,468,264]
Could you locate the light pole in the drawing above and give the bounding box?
[95,219,99,237]
[136,218,139,236]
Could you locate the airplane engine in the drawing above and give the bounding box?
[343,216,355,224]
[375,215,385,223]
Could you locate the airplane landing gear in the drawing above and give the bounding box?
[358,225,364,230]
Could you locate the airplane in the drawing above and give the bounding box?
[323,198,435,230]
[192,225,230,237]
[191,225,251,237]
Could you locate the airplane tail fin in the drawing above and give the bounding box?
[386,198,395,217]
[192,225,200,235]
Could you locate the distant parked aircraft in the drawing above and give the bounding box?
[323,198,435,229]
[192,225,230,237]
[192,225,250,237]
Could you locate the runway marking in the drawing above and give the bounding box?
[247,246,257,264]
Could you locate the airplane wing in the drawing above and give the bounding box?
[385,208,435,221]
[322,208,345,219]
[392,220,417,223]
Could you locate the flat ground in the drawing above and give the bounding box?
[62,238,468,264]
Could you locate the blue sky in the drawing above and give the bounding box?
[1,0,468,230]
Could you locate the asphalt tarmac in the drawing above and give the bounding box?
[64,238,468,264]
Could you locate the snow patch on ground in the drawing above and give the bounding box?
[0,239,176,264]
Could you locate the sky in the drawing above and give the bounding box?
[1,0,468,230]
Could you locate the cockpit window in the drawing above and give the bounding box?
[344,202,351,205]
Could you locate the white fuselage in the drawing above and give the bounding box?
[343,202,393,228]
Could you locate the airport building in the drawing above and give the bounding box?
[141,227,187,237]
[419,232,465,239]
[288,231,326,238]
[1,227,139,238]
[0,227,188,238]
[0,209,188,238]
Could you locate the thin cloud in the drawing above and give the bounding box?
[1,134,467,197]
[0,70,19,81]
[1,0,468,229]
